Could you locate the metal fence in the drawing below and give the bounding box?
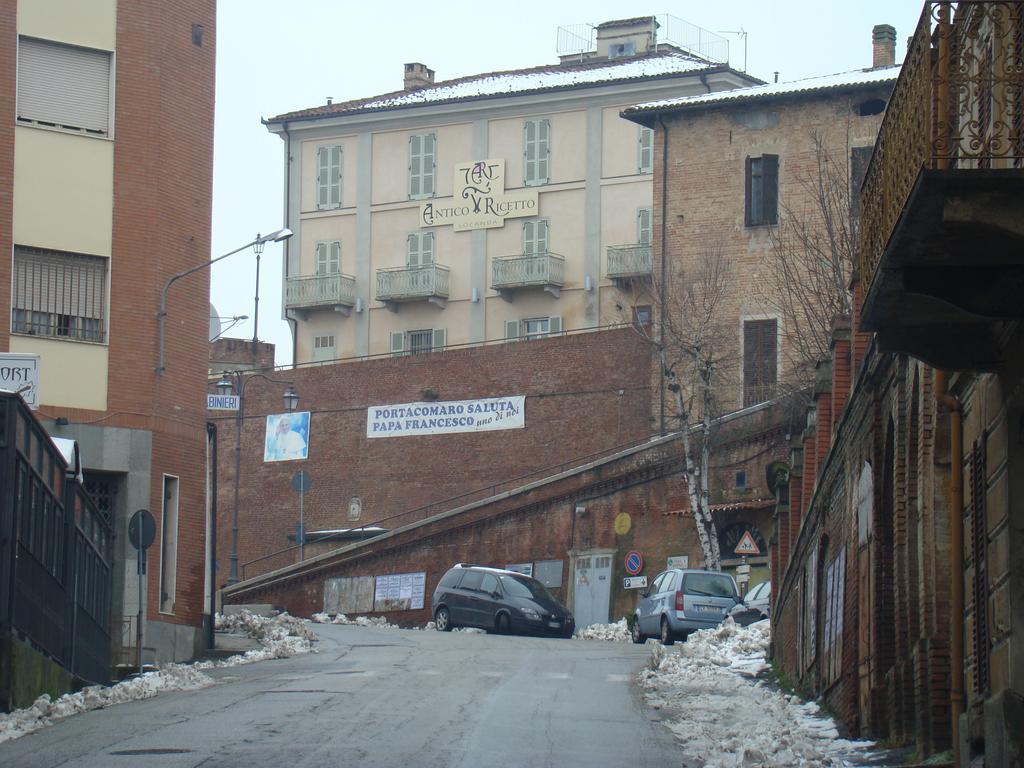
[0,393,112,689]
[375,264,450,302]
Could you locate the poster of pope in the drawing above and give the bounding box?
[264,411,310,462]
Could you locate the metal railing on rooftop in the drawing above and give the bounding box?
[858,1,1024,290]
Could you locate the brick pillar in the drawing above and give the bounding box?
[815,360,833,484]
[788,441,804,570]
[831,317,852,434]
[851,278,871,377]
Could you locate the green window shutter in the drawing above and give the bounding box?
[315,242,327,275]
[548,315,562,334]
[329,241,341,274]
[317,147,329,209]
[523,221,534,255]
[505,319,520,340]
[407,233,419,267]
[639,127,653,173]
[524,120,535,183]
[409,135,421,198]
[390,331,405,355]
[537,119,550,183]
[744,156,754,226]
[423,133,436,196]
[537,220,549,254]
[638,208,652,245]
[432,328,446,350]
[422,233,434,265]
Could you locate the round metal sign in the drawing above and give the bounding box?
[128,509,156,550]
[292,471,312,493]
[624,550,644,576]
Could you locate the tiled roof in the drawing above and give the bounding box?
[623,64,900,117]
[708,499,776,513]
[268,52,728,123]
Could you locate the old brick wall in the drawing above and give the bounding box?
[224,436,701,627]
[212,327,654,583]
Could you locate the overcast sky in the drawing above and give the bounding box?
[209,1,923,366]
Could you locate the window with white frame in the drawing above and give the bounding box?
[316,145,342,209]
[407,232,435,266]
[315,240,341,275]
[522,220,549,256]
[524,119,550,185]
[312,334,335,363]
[390,328,446,355]
[638,126,654,174]
[12,246,107,342]
[409,133,436,199]
[637,207,653,245]
[505,316,562,341]
[17,37,112,136]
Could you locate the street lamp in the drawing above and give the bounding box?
[216,371,299,585]
[157,228,293,375]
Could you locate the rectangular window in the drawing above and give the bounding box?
[316,145,342,209]
[409,133,436,199]
[18,37,112,135]
[312,334,335,363]
[637,207,653,245]
[315,240,341,275]
[522,219,549,256]
[524,119,550,185]
[633,305,652,327]
[744,154,779,226]
[12,246,107,342]
[849,146,873,221]
[159,475,179,615]
[743,318,778,407]
[406,232,435,267]
[390,328,446,355]
[638,127,654,174]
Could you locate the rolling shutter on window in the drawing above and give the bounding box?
[18,37,111,134]
[13,248,106,319]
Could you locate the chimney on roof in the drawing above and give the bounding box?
[872,24,896,68]
[404,62,434,91]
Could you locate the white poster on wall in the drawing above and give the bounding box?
[373,572,426,611]
[366,396,525,438]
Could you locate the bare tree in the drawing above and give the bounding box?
[761,131,857,392]
[624,246,737,570]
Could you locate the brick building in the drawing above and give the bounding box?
[1,0,217,666]
[770,4,1024,765]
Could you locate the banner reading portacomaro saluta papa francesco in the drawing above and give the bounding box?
[366,395,525,438]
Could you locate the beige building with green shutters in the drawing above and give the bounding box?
[266,17,760,364]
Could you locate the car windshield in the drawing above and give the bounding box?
[683,573,737,598]
[499,574,553,601]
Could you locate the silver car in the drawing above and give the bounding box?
[729,580,771,626]
[632,569,740,645]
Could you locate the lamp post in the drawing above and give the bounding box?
[157,228,292,375]
[216,372,299,585]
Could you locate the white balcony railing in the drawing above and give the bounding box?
[606,244,652,279]
[491,252,565,290]
[376,264,450,302]
[285,273,357,311]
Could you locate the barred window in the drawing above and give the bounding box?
[12,247,107,342]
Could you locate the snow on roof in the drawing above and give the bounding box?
[624,64,900,116]
[269,52,721,123]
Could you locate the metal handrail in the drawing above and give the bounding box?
[376,263,450,301]
[285,272,356,308]
[606,243,653,277]
[491,251,565,288]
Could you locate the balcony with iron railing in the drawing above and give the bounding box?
[285,272,357,317]
[376,264,450,308]
[606,243,653,284]
[491,251,565,299]
[858,1,1024,369]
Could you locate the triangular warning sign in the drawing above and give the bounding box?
[734,531,761,556]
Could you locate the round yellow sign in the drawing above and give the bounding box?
[614,512,632,535]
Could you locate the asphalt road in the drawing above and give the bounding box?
[0,624,681,767]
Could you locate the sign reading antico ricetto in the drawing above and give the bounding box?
[366,395,525,438]
[419,159,538,232]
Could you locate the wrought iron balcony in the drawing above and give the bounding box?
[858,2,1024,370]
[376,264,450,308]
[285,273,357,317]
[491,251,565,299]
[606,243,652,283]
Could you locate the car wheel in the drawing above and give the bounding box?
[659,617,675,646]
[435,606,452,632]
[631,618,644,644]
[496,613,510,635]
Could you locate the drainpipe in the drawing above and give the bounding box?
[282,121,299,368]
[206,421,218,651]
[936,369,964,765]
[657,115,669,434]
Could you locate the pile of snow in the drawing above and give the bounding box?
[310,612,399,629]
[0,610,317,745]
[642,618,876,767]
[575,619,631,643]
[452,627,486,634]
